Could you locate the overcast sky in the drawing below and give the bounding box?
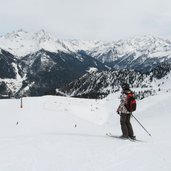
[0,0,171,41]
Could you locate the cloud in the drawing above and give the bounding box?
[0,0,171,40]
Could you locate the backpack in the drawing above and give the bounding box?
[125,92,137,112]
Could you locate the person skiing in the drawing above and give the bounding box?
[117,83,136,140]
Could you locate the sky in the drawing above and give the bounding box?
[0,0,171,41]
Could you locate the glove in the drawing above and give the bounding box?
[117,108,120,115]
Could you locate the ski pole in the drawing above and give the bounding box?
[132,114,152,136]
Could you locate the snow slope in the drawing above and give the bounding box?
[0,92,171,171]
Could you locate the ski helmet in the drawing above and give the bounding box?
[121,83,130,90]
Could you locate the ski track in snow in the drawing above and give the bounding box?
[0,92,171,171]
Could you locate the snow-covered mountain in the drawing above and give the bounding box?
[61,63,171,99]
[0,29,70,57]
[0,29,102,57]
[1,30,171,72]
[90,35,171,61]
[1,30,171,68]
[1,30,171,97]
[0,30,171,66]
[89,35,171,72]
[0,48,108,97]
[18,49,108,96]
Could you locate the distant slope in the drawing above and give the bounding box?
[17,49,108,96]
[89,35,171,72]
[61,63,171,99]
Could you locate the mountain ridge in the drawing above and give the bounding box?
[0,30,171,97]
[1,30,171,61]
[60,64,171,99]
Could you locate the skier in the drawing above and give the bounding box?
[117,83,136,140]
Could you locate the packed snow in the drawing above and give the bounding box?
[0,91,171,171]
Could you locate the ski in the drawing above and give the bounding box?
[106,133,144,142]
[106,133,128,140]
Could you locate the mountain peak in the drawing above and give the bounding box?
[34,29,51,40]
[4,29,28,38]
